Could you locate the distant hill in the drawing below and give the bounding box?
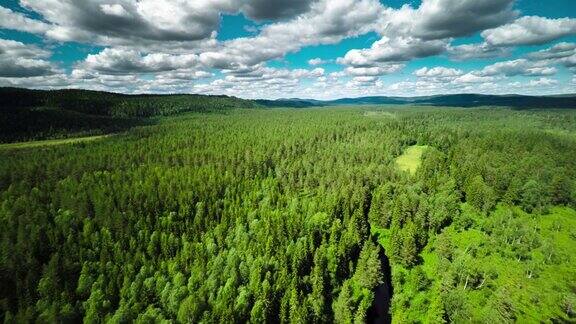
[257,93,576,109]
[0,87,260,142]
[3,88,574,112]
[0,87,260,117]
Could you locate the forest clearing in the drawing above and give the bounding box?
[395,145,429,175]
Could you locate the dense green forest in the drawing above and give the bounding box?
[0,104,575,323]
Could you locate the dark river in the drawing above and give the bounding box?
[367,237,393,324]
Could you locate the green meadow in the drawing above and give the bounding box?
[395,145,429,175]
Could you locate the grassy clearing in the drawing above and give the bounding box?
[443,207,576,321]
[395,145,428,175]
[363,111,397,118]
[0,134,113,150]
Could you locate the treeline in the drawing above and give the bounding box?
[0,107,575,322]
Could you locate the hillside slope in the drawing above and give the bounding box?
[0,88,260,142]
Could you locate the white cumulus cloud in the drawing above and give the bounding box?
[482,16,576,46]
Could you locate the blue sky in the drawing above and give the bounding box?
[0,0,575,99]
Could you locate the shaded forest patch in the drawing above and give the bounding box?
[0,106,148,143]
[367,234,393,324]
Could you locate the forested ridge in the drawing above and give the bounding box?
[0,88,260,143]
[0,106,575,323]
[0,88,260,117]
